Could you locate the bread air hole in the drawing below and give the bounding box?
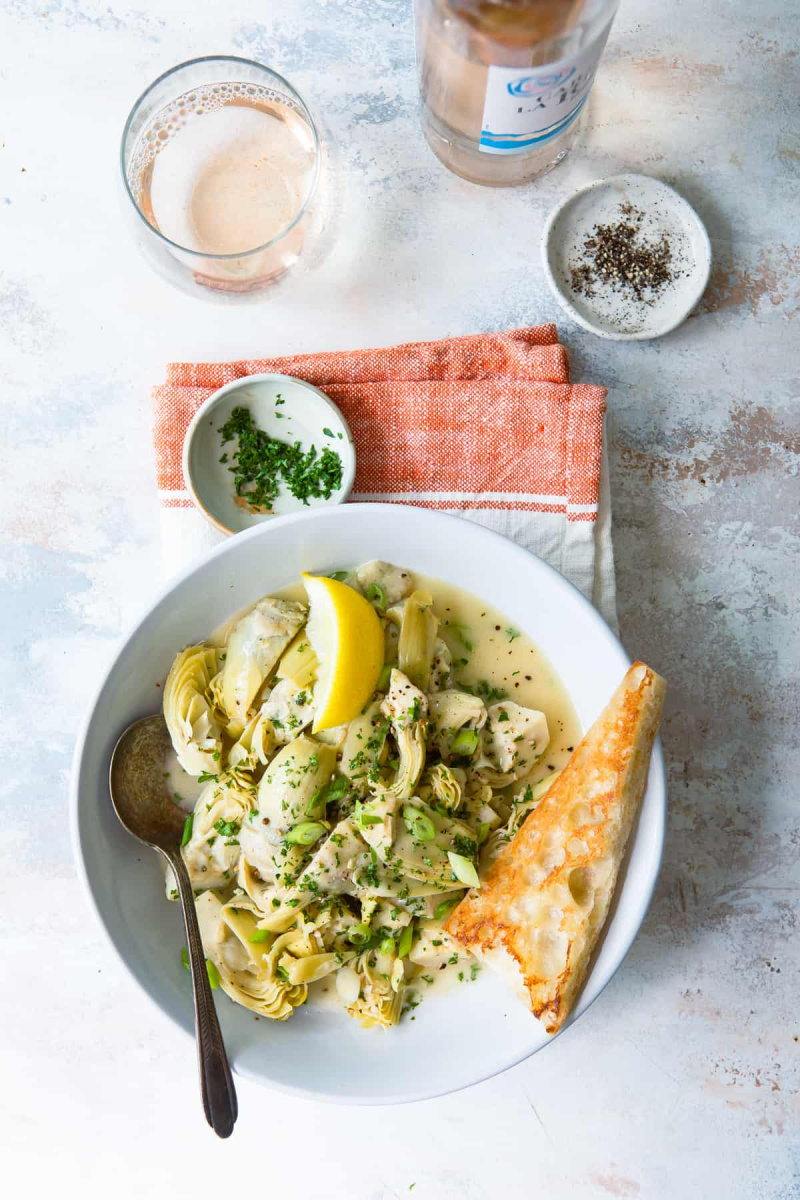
[568,867,594,907]
[566,802,591,828]
[534,930,569,978]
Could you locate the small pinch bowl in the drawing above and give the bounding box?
[542,172,712,341]
[183,374,356,535]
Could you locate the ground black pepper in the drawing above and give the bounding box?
[569,204,677,304]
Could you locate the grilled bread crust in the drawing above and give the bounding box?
[445,662,666,1034]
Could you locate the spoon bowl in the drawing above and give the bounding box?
[109,715,185,849]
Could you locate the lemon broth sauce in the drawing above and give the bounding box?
[211,570,581,785]
[172,568,582,1020]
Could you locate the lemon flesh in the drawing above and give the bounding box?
[302,573,385,732]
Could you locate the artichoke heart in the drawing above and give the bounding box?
[345,947,405,1029]
[163,644,223,776]
[427,689,487,762]
[475,701,550,784]
[228,708,277,774]
[419,762,463,813]
[381,669,428,800]
[341,699,389,796]
[182,775,253,889]
[258,678,315,743]
[257,735,337,838]
[220,597,306,726]
[195,891,308,1021]
[355,561,415,608]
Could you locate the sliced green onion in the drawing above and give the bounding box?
[397,920,414,958]
[181,813,194,847]
[378,663,394,691]
[325,774,350,803]
[285,820,327,846]
[347,923,373,947]
[448,851,481,888]
[354,803,382,827]
[307,773,349,815]
[181,946,220,989]
[451,728,479,757]
[380,937,396,956]
[329,570,349,582]
[248,928,270,943]
[365,581,387,610]
[476,821,490,846]
[403,805,436,842]
[434,896,460,921]
[305,788,324,817]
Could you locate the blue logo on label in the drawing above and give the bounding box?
[507,68,575,96]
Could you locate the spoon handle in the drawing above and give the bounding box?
[167,849,238,1138]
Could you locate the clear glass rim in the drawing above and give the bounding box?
[120,55,321,261]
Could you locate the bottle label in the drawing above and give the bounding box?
[479,36,609,155]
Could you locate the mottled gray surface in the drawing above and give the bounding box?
[1,0,798,1196]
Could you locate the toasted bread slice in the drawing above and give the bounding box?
[445,661,665,1034]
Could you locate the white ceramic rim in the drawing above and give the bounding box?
[541,172,712,342]
[70,504,666,1104]
[182,373,357,535]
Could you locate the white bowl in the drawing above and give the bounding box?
[542,173,712,340]
[183,374,356,535]
[71,505,666,1105]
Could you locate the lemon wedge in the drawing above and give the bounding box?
[302,573,385,732]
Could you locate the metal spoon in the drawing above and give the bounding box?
[109,715,238,1138]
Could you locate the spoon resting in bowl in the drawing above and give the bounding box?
[108,715,238,1138]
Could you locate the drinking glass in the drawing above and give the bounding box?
[121,56,321,297]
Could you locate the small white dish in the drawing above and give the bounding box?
[71,504,666,1105]
[183,374,356,535]
[542,173,712,341]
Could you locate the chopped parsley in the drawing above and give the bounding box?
[218,405,343,511]
[444,621,473,652]
[452,834,478,860]
[458,678,507,704]
[213,817,241,838]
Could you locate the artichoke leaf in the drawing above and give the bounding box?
[398,590,438,692]
[221,598,306,726]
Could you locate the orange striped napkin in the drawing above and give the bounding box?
[152,324,616,627]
